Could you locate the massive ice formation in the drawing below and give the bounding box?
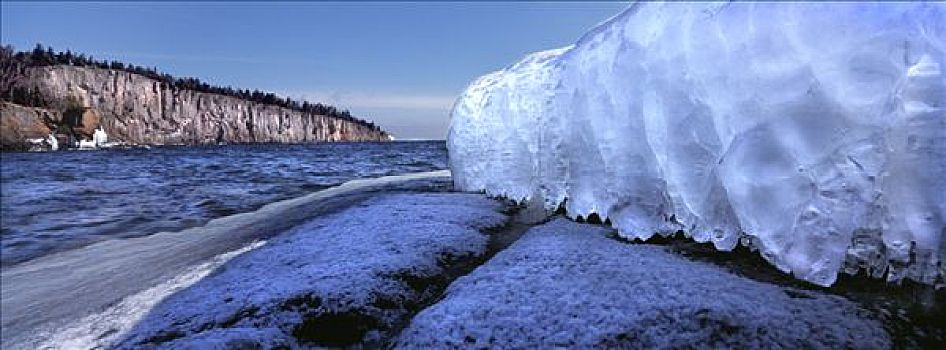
[448,2,946,287]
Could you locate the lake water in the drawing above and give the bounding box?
[0,141,447,267]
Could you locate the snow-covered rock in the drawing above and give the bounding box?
[396,219,891,348]
[114,193,507,349]
[1,171,453,350]
[447,2,946,286]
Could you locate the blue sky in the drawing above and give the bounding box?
[1,1,628,139]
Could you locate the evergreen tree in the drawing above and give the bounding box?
[0,44,384,131]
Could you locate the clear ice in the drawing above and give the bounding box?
[448,2,946,286]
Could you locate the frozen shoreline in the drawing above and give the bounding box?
[1,170,452,349]
[448,2,945,288]
[2,170,942,348]
[115,192,508,349]
[398,218,891,348]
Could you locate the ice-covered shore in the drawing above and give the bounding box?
[5,173,938,348]
[84,197,912,349]
[115,192,507,348]
[1,171,456,349]
[397,219,890,349]
[448,2,946,287]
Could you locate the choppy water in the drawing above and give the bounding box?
[0,141,447,267]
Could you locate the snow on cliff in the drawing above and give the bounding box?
[447,2,945,287]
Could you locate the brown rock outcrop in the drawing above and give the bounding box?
[0,102,60,150]
[66,107,101,139]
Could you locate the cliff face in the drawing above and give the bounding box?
[1,65,389,149]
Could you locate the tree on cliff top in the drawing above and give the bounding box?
[1,44,383,133]
[0,45,27,102]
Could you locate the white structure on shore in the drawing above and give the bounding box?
[76,127,109,149]
[93,127,108,147]
[46,133,58,151]
[76,139,96,149]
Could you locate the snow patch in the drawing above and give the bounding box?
[114,193,507,348]
[396,219,891,348]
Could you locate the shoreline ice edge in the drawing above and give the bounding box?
[447,2,946,287]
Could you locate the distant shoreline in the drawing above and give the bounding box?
[2,45,392,149]
[0,139,443,153]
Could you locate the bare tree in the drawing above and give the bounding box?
[0,45,27,101]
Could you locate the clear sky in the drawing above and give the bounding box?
[1,1,628,139]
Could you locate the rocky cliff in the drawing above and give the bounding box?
[1,65,390,149]
[0,102,60,150]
